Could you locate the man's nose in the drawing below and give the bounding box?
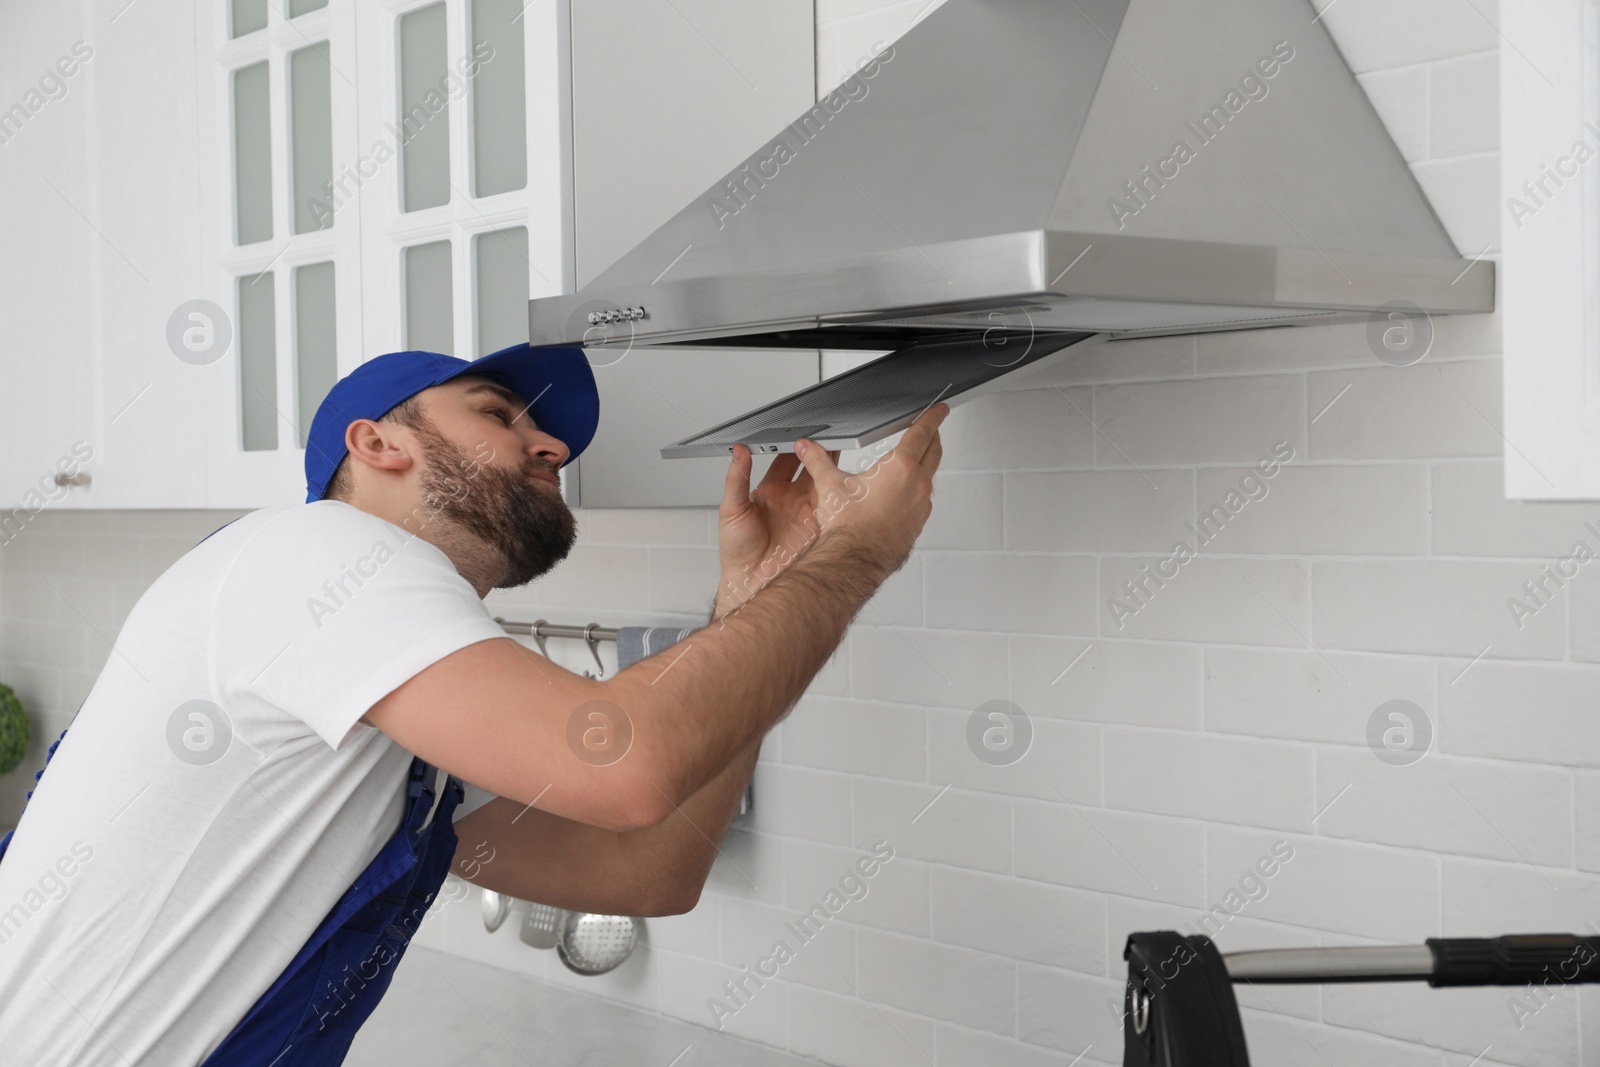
[525,430,569,468]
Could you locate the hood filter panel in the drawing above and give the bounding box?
[661,330,1097,459]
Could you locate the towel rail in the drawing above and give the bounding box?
[495,618,618,643]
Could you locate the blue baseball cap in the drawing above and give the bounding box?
[303,343,598,503]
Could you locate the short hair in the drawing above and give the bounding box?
[320,393,427,502]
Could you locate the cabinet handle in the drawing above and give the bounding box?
[52,472,90,487]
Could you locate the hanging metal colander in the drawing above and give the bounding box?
[555,911,642,976]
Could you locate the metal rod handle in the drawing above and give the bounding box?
[1224,935,1600,986]
[1223,945,1433,983]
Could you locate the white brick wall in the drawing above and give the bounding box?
[10,1,1591,1065]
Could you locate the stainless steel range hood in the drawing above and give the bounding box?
[529,0,1494,458]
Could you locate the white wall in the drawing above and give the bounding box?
[11,1,1598,1066]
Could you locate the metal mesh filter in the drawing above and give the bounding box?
[556,911,642,976]
[661,330,1095,459]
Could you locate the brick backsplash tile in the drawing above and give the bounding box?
[1094,375,1304,466]
[576,506,710,546]
[925,552,1096,636]
[1205,647,1434,744]
[1314,560,1563,659]
[931,865,1106,974]
[779,695,926,781]
[1206,829,1440,942]
[1196,320,1377,373]
[1100,557,1309,646]
[1430,52,1500,157]
[935,1023,1089,1067]
[1579,772,1600,874]
[789,984,937,1067]
[918,470,1002,550]
[1318,0,1500,73]
[1357,66,1430,163]
[1014,800,1206,908]
[655,951,787,1047]
[1006,469,1194,554]
[1241,1009,1452,1067]
[720,896,856,995]
[1012,637,1203,730]
[703,828,786,908]
[857,928,1016,1035]
[1315,747,1572,866]
[938,387,1094,471]
[1412,154,1501,254]
[1309,359,1503,460]
[648,547,720,615]
[926,708,1102,805]
[1009,334,1196,386]
[850,625,1006,709]
[1016,962,1125,1057]
[741,764,854,847]
[853,778,1012,874]
[1439,661,1600,768]
[1443,858,1600,936]
[523,544,648,609]
[1196,462,1428,556]
[783,839,930,938]
[643,897,720,962]
[1103,729,1315,832]
[1433,460,1600,557]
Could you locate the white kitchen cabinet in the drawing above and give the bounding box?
[1502,1,1600,499]
[0,6,116,512]
[1,0,816,512]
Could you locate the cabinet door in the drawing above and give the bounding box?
[86,0,212,508]
[0,6,99,512]
[196,1,364,509]
[1501,2,1600,499]
[568,0,819,507]
[351,0,572,368]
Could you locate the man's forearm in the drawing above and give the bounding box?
[608,529,886,809]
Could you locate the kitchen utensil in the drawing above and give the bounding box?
[519,902,563,949]
[555,911,641,975]
[480,889,510,933]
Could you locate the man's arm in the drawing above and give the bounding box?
[365,404,946,834]
[448,738,760,916]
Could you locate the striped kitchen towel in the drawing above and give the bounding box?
[615,625,699,670]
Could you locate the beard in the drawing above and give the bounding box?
[411,418,577,589]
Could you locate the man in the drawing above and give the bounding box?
[0,341,946,1064]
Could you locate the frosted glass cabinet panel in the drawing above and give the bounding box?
[294,262,338,448]
[231,0,267,37]
[474,226,528,355]
[238,272,278,452]
[232,61,272,245]
[290,44,334,234]
[399,3,451,212]
[405,240,454,354]
[470,0,526,197]
[289,0,329,16]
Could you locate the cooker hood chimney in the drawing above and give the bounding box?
[529,0,1494,458]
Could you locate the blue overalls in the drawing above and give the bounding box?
[1,729,464,1066]
[0,521,469,1064]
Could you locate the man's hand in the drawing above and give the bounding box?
[791,402,948,578]
[713,442,841,617]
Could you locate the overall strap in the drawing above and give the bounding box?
[200,757,465,1066]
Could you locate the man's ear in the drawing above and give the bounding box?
[344,418,416,477]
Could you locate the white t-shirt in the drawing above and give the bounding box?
[0,500,510,1064]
